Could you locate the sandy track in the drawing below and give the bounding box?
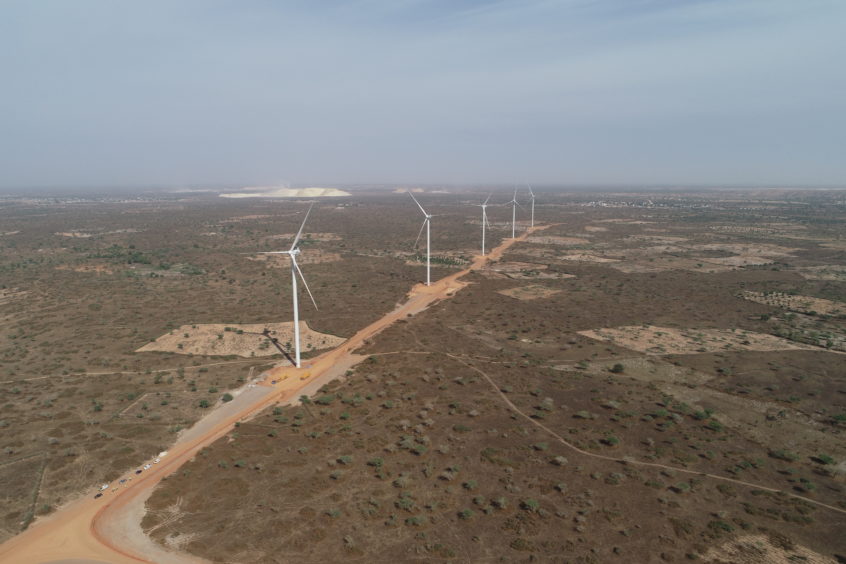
[0,228,546,564]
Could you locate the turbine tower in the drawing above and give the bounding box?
[259,204,318,368]
[409,192,432,286]
[476,195,492,256]
[528,184,535,228]
[508,189,519,238]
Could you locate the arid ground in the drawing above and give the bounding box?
[2,188,845,563]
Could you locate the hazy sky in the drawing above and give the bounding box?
[1,0,844,188]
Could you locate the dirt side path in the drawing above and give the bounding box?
[0,228,548,564]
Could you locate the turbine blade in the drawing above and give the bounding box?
[408,191,428,216]
[257,251,291,255]
[483,194,491,205]
[290,203,314,251]
[291,256,318,311]
[413,218,427,248]
[527,184,534,197]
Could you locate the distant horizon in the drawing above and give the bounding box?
[3,182,846,198]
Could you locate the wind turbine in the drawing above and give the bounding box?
[408,192,431,286]
[258,204,318,368]
[476,195,492,256]
[507,189,520,238]
[527,184,535,228]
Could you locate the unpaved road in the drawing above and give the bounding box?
[0,228,543,564]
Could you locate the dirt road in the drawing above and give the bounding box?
[0,228,543,564]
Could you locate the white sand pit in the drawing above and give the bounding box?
[498,285,561,301]
[137,322,345,357]
[740,291,846,316]
[579,325,815,355]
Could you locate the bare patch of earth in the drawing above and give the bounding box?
[497,284,561,301]
[0,288,28,305]
[741,291,846,316]
[687,242,797,258]
[583,225,607,232]
[483,261,575,280]
[796,265,846,281]
[610,257,735,274]
[623,235,689,245]
[264,232,342,242]
[702,534,837,564]
[558,253,620,263]
[579,325,817,355]
[137,322,344,357]
[526,235,590,245]
[55,231,93,238]
[247,250,342,265]
[55,264,114,275]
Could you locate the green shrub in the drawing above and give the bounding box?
[520,499,540,512]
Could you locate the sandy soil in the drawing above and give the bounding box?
[579,325,817,355]
[558,253,620,263]
[797,265,846,281]
[497,284,561,301]
[246,250,342,265]
[741,291,846,316]
[264,232,341,241]
[55,264,114,275]
[583,225,607,232]
[0,225,550,564]
[610,257,735,274]
[482,261,575,280]
[0,289,27,305]
[136,322,344,358]
[55,231,93,238]
[687,242,797,258]
[701,534,837,563]
[526,235,590,246]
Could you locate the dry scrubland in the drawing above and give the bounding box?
[134,190,846,562]
[0,192,502,542]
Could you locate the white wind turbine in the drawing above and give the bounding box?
[527,184,535,228]
[258,204,318,368]
[408,192,432,286]
[507,189,521,238]
[476,195,493,256]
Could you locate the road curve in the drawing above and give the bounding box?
[0,228,545,564]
